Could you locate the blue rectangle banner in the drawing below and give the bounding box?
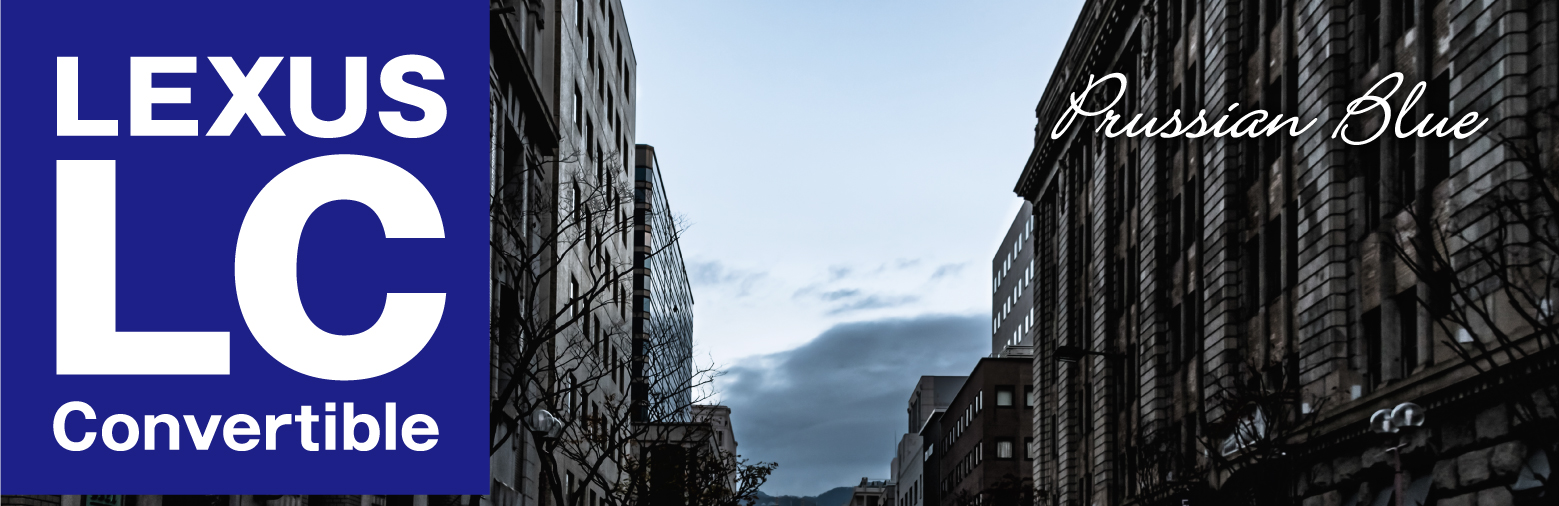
[1,1,490,493]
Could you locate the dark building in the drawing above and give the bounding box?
[937,357,1034,506]
[631,144,695,423]
[993,202,1038,356]
[919,410,949,506]
[1017,1,1559,506]
[895,376,968,506]
[909,376,971,435]
[488,0,564,504]
[637,405,743,506]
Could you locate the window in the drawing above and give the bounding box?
[566,376,578,415]
[574,0,583,34]
[1025,385,1035,407]
[1363,0,1381,64]
[995,386,1014,407]
[566,472,575,504]
[572,87,582,132]
[1360,141,1381,229]
[569,276,579,318]
[1024,437,1034,461]
[1392,0,1415,35]
[996,438,1014,459]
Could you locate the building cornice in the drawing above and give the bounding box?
[1014,0,1141,201]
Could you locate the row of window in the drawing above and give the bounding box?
[570,0,631,185]
[944,390,981,447]
[1005,307,1034,348]
[562,471,613,506]
[939,435,1035,493]
[568,275,631,321]
[943,385,1033,448]
[991,216,1035,293]
[993,258,1036,335]
[573,0,631,102]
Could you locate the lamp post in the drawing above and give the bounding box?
[525,409,565,506]
[1369,402,1426,506]
[528,408,564,442]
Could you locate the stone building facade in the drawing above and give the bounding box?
[1016,0,1559,505]
[489,0,563,504]
[492,0,643,504]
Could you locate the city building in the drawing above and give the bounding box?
[1016,1,1559,506]
[918,410,949,506]
[693,404,742,498]
[488,0,563,504]
[992,202,1038,356]
[849,478,892,506]
[894,377,967,506]
[541,0,640,504]
[631,144,695,424]
[693,405,738,457]
[637,405,745,506]
[937,357,1033,506]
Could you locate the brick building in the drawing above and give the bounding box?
[1016,1,1559,506]
[936,357,1034,506]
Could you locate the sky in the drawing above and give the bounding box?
[621,0,1085,497]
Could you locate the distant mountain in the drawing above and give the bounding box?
[752,486,852,506]
[814,487,853,506]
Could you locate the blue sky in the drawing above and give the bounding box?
[621,0,1085,496]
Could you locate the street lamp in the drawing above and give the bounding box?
[1370,402,1426,506]
[1053,344,1124,364]
[528,409,564,442]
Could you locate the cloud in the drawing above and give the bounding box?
[872,258,922,273]
[720,314,988,496]
[929,263,966,281]
[687,260,765,297]
[793,286,917,315]
[816,288,861,301]
[824,294,918,315]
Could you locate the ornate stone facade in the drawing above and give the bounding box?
[1016,1,1559,505]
